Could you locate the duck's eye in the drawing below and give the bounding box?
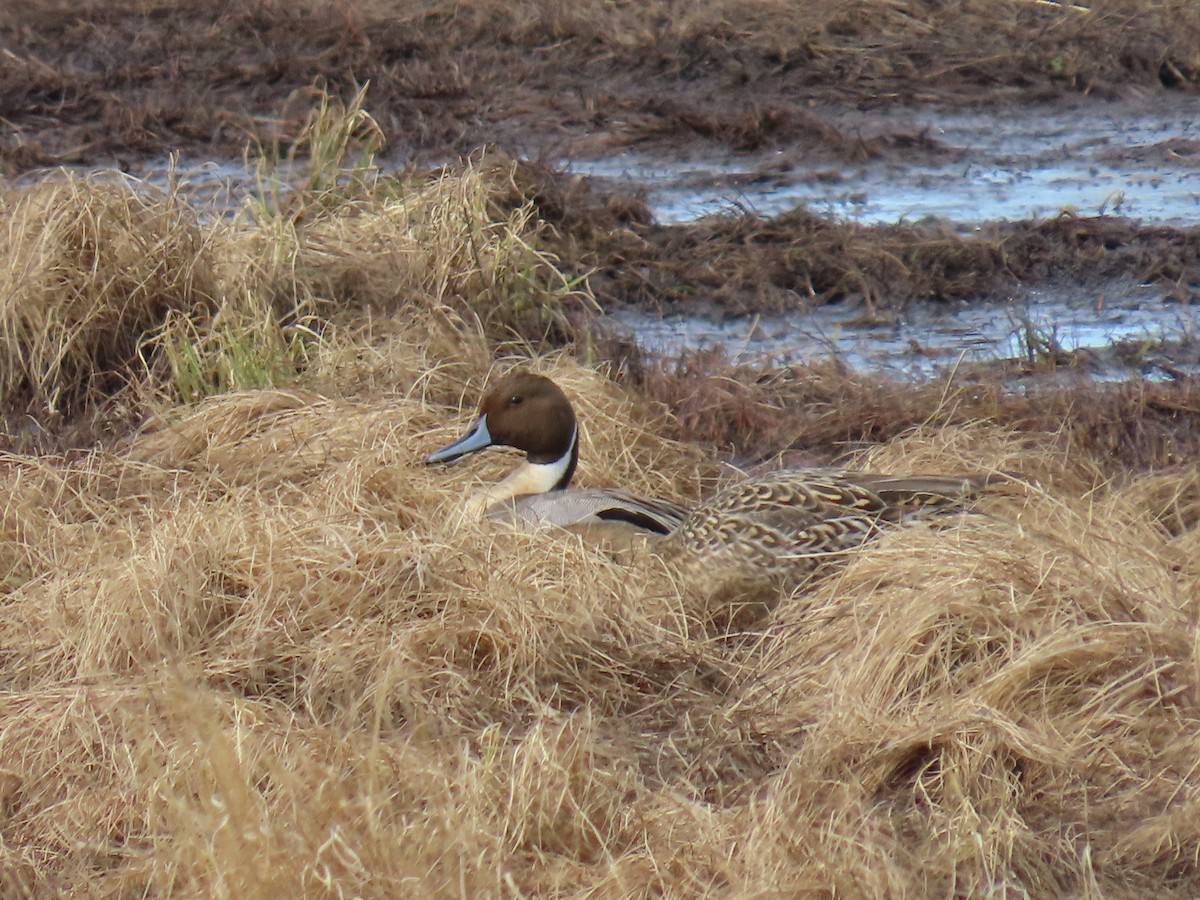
[509,395,524,406]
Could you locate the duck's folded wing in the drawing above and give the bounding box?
[488,489,691,535]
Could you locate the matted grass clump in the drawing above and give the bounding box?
[0,176,218,413]
[3,339,1200,894]
[0,149,584,441]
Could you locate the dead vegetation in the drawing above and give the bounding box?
[3,92,1200,894]
[627,350,1200,476]
[3,0,1200,171]
[0,177,220,416]
[547,196,1200,314]
[0,135,585,446]
[4,347,1200,895]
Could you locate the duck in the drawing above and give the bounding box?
[424,372,691,536]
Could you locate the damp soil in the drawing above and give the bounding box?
[4,0,1200,172]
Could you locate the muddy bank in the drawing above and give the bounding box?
[618,350,1200,474]
[3,0,1200,173]
[532,175,1200,314]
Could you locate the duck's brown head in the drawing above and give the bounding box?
[424,373,578,489]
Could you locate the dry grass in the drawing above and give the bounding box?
[0,147,585,445]
[0,176,219,414]
[3,146,1200,894]
[3,348,1200,895]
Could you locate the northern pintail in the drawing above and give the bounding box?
[425,372,691,535]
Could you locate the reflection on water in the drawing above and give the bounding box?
[570,100,1200,226]
[613,283,1199,382]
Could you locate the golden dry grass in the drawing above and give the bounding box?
[0,176,219,413]
[0,147,582,439]
[4,360,1200,896]
[2,157,1200,897]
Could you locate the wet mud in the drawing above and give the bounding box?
[4,0,1200,171]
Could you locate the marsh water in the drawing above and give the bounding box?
[585,98,1200,378]
[569,99,1200,226]
[615,285,1198,382]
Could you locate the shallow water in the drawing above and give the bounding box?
[612,283,1199,381]
[53,98,1200,231]
[583,99,1200,377]
[569,99,1200,226]
[56,99,1200,229]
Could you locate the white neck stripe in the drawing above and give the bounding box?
[526,425,576,492]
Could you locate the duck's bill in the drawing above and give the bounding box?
[424,415,493,464]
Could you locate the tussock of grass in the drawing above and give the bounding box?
[0,176,218,413]
[274,155,584,342]
[153,153,583,407]
[248,82,386,222]
[738,461,1200,893]
[4,332,1200,893]
[0,153,584,443]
